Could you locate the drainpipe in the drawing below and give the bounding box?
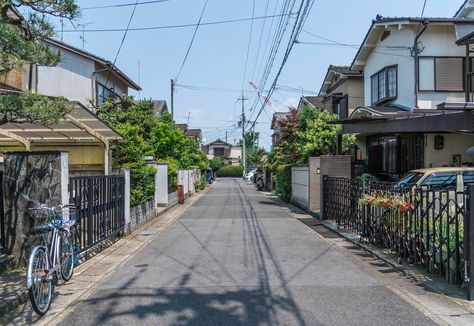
[413,20,429,109]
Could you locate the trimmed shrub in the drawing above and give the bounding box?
[275,164,292,201]
[216,165,244,177]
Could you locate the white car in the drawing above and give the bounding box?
[245,170,256,182]
[396,167,474,191]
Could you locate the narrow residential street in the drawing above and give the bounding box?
[61,179,434,326]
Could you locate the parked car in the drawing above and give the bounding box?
[245,169,256,182]
[395,167,474,191]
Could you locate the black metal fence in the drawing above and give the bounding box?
[69,175,125,253]
[323,176,468,285]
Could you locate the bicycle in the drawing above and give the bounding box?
[26,204,77,315]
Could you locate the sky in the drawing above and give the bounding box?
[51,0,463,149]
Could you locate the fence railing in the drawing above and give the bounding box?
[323,176,467,286]
[69,175,125,253]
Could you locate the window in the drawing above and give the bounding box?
[97,82,119,106]
[434,57,464,91]
[421,172,457,187]
[214,147,225,157]
[370,66,397,105]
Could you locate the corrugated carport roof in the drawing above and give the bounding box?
[0,102,122,150]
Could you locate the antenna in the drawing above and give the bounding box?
[77,22,93,50]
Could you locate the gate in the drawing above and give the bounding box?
[69,175,125,253]
[323,176,467,286]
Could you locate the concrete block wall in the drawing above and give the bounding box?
[129,200,156,231]
[320,155,352,179]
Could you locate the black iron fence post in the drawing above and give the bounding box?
[465,184,474,301]
[321,175,327,220]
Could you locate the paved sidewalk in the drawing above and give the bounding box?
[267,193,474,326]
[1,188,208,325]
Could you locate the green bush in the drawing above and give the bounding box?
[130,164,156,207]
[200,175,206,190]
[216,165,244,177]
[275,164,292,201]
[210,157,227,171]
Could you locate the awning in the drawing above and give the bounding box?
[0,102,122,150]
[332,109,474,134]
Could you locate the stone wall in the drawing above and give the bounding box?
[2,152,68,264]
[130,200,156,231]
[168,191,178,207]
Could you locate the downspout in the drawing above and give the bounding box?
[413,20,429,109]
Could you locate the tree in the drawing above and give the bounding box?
[239,132,267,169]
[210,157,227,172]
[98,95,208,205]
[0,1,78,123]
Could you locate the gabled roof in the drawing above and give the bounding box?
[175,123,188,132]
[45,38,141,91]
[185,129,202,139]
[298,96,325,110]
[319,65,362,96]
[206,139,235,147]
[351,16,474,71]
[152,100,168,116]
[454,0,472,18]
[270,112,290,129]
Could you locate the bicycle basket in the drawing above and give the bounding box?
[60,205,77,227]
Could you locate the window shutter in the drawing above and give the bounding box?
[435,58,463,91]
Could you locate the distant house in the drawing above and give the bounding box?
[330,13,474,180]
[270,112,291,147]
[152,100,169,117]
[31,38,141,107]
[318,65,364,118]
[296,96,325,110]
[204,139,242,166]
[175,123,202,143]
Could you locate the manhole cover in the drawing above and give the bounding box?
[134,264,148,268]
[140,229,160,235]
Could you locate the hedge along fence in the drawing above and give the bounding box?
[275,164,292,201]
[216,165,244,177]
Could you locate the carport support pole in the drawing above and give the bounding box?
[465,184,474,300]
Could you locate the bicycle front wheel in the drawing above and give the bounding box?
[27,246,52,315]
[59,230,74,282]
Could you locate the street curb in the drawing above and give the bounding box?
[0,185,211,319]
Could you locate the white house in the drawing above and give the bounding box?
[204,139,242,166]
[30,38,141,107]
[333,12,474,180]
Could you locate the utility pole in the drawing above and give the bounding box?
[237,92,249,177]
[170,79,175,127]
[225,131,228,143]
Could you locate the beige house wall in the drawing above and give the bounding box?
[424,133,474,168]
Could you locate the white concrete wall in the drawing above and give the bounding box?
[36,45,129,106]
[424,133,474,168]
[230,147,242,159]
[37,48,95,104]
[291,166,309,211]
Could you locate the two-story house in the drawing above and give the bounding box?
[0,37,141,175]
[31,38,141,107]
[318,65,364,119]
[204,139,242,166]
[270,112,291,147]
[331,11,474,180]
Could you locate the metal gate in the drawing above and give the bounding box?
[69,175,125,253]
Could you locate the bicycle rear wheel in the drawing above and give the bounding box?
[27,246,52,315]
[59,230,74,282]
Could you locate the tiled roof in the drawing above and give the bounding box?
[329,65,362,76]
[185,129,202,138]
[301,96,325,109]
[175,124,188,131]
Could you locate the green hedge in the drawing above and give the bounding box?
[275,164,292,201]
[216,165,244,177]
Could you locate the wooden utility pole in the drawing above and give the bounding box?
[237,92,249,177]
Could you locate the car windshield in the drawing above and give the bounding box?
[420,172,457,187]
[395,172,423,187]
[463,171,474,185]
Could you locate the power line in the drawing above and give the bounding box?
[81,0,170,10]
[175,0,209,80]
[242,0,256,90]
[105,0,139,87]
[60,13,296,33]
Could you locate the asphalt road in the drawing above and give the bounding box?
[62,178,435,326]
